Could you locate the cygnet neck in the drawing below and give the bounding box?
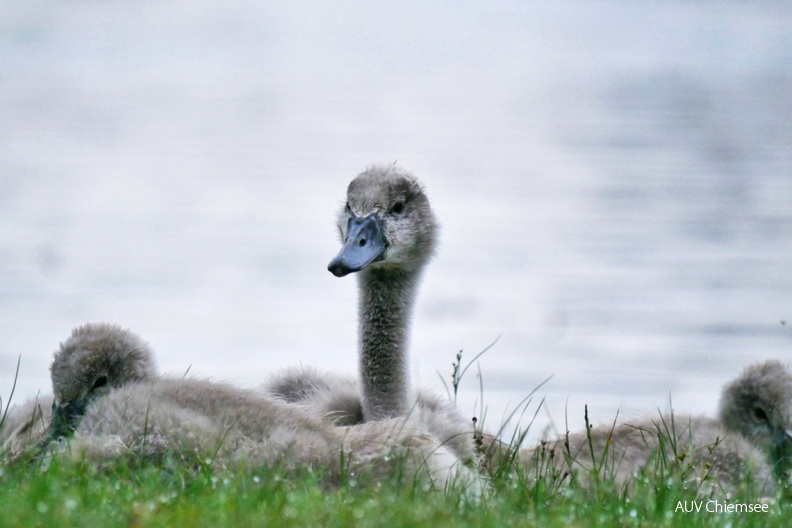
[357,265,421,421]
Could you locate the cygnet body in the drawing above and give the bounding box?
[45,323,482,494]
[522,360,792,496]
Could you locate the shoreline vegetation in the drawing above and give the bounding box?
[1,348,789,527]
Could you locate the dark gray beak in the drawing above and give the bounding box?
[48,399,87,440]
[328,215,387,277]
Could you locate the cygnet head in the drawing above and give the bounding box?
[719,359,792,475]
[328,165,438,278]
[49,323,156,438]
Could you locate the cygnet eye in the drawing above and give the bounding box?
[91,375,108,392]
[390,201,404,215]
[345,202,351,213]
[753,406,769,422]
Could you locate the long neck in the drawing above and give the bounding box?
[357,267,420,421]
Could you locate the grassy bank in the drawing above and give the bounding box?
[1,348,788,527]
[0,440,787,528]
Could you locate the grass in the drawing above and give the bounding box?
[0,355,21,432]
[1,348,790,527]
[1,449,787,528]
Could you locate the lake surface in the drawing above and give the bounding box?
[1,1,791,443]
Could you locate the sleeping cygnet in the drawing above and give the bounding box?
[45,323,484,495]
[513,360,792,497]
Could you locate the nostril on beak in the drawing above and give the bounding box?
[359,238,367,246]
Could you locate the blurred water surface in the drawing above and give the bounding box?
[1,1,791,442]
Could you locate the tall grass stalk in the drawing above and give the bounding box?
[0,355,21,430]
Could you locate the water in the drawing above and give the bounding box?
[1,1,790,444]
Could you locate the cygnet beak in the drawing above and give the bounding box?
[328,214,387,277]
[48,399,87,440]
